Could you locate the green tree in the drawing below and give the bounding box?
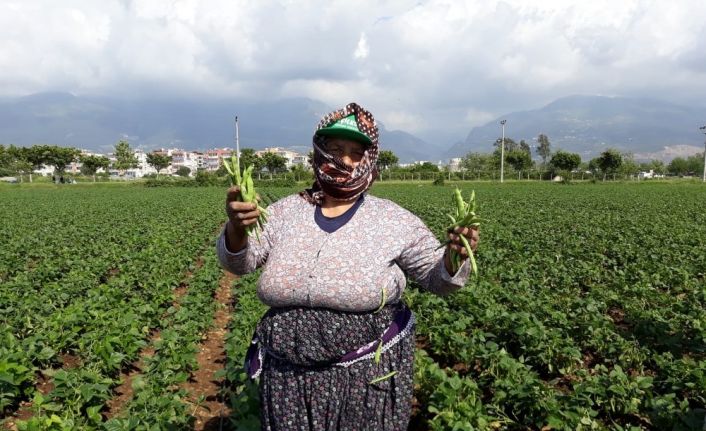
[536,134,552,166]
[519,140,531,156]
[686,153,705,175]
[175,166,191,177]
[146,153,172,178]
[649,159,666,175]
[588,157,600,175]
[636,159,666,178]
[667,157,690,176]
[493,138,519,178]
[194,170,220,186]
[410,162,439,173]
[549,151,581,179]
[238,148,263,173]
[290,163,313,182]
[4,145,33,181]
[377,150,399,170]
[113,140,138,175]
[493,137,518,153]
[23,145,54,182]
[215,163,229,177]
[619,153,639,178]
[44,146,80,174]
[0,145,11,176]
[505,150,533,173]
[261,152,287,175]
[462,152,494,176]
[596,149,623,180]
[80,154,110,182]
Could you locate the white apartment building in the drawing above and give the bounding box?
[170,149,200,175]
[255,147,307,168]
[448,158,463,172]
[638,169,665,180]
[204,148,234,172]
[30,146,311,179]
[107,149,158,178]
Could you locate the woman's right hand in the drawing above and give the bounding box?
[224,186,260,252]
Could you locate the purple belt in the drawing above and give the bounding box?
[245,306,414,380]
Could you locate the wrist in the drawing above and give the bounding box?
[225,221,248,253]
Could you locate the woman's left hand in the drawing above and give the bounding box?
[444,226,479,273]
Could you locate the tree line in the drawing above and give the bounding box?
[0,141,148,182]
[0,140,306,182]
[454,134,703,180]
[2,137,702,183]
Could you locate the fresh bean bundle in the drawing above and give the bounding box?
[445,188,482,275]
[223,155,268,240]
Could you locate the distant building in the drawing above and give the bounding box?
[170,149,200,175]
[204,148,234,172]
[255,147,307,168]
[106,149,158,178]
[448,158,463,172]
[638,170,665,180]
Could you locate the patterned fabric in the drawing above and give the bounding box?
[314,194,364,233]
[216,193,470,312]
[245,302,414,379]
[216,190,472,429]
[301,102,380,205]
[256,303,415,431]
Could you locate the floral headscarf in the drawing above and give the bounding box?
[300,103,379,205]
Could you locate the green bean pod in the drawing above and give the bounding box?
[443,187,481,276]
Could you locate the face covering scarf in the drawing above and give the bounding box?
[300,103,379,205]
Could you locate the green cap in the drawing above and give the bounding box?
[315,114,373,146]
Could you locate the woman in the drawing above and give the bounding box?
[217,103,478,430]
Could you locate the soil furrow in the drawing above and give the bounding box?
[183,269,237,431]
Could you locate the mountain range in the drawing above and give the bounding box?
[447,95,706,161]
[0,93,434,163]
[0,93,704,163]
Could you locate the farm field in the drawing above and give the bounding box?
[1,182,705,430]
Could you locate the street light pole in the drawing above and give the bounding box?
[700,126,706,183]
[235,116,240,158]
[500,120,506,183]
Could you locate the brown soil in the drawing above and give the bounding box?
[173,283,189,304]
[582,350,598,372]
[102,332,159,420]
[607,307,630,330]
[415,335,429,349]
[2,372,56,430]
[59,353,81,369]
[103,246,210,420]
[452,362,470,374]
[407,393,428,431]
[98,266,121,284]
[182,270,237,430]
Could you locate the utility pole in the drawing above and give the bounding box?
[701,125,706,182]
[235,116,240,158]
[500,120,506,183]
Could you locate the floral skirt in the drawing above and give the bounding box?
[254,302,415,431]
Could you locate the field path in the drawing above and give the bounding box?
[102,257,207,419]
[183,269,237,430]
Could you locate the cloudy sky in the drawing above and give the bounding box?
[2,0,706,144]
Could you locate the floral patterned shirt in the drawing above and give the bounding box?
[216,193,470,312]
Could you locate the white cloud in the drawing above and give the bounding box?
[354,32,369,60]
[380,110,425,133]
[1,0,706,143]
[465,108,495,128]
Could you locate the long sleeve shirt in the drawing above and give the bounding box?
[216,193,470,312]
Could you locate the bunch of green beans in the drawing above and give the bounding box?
[223,154,268,240]
[445,188,482,275]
